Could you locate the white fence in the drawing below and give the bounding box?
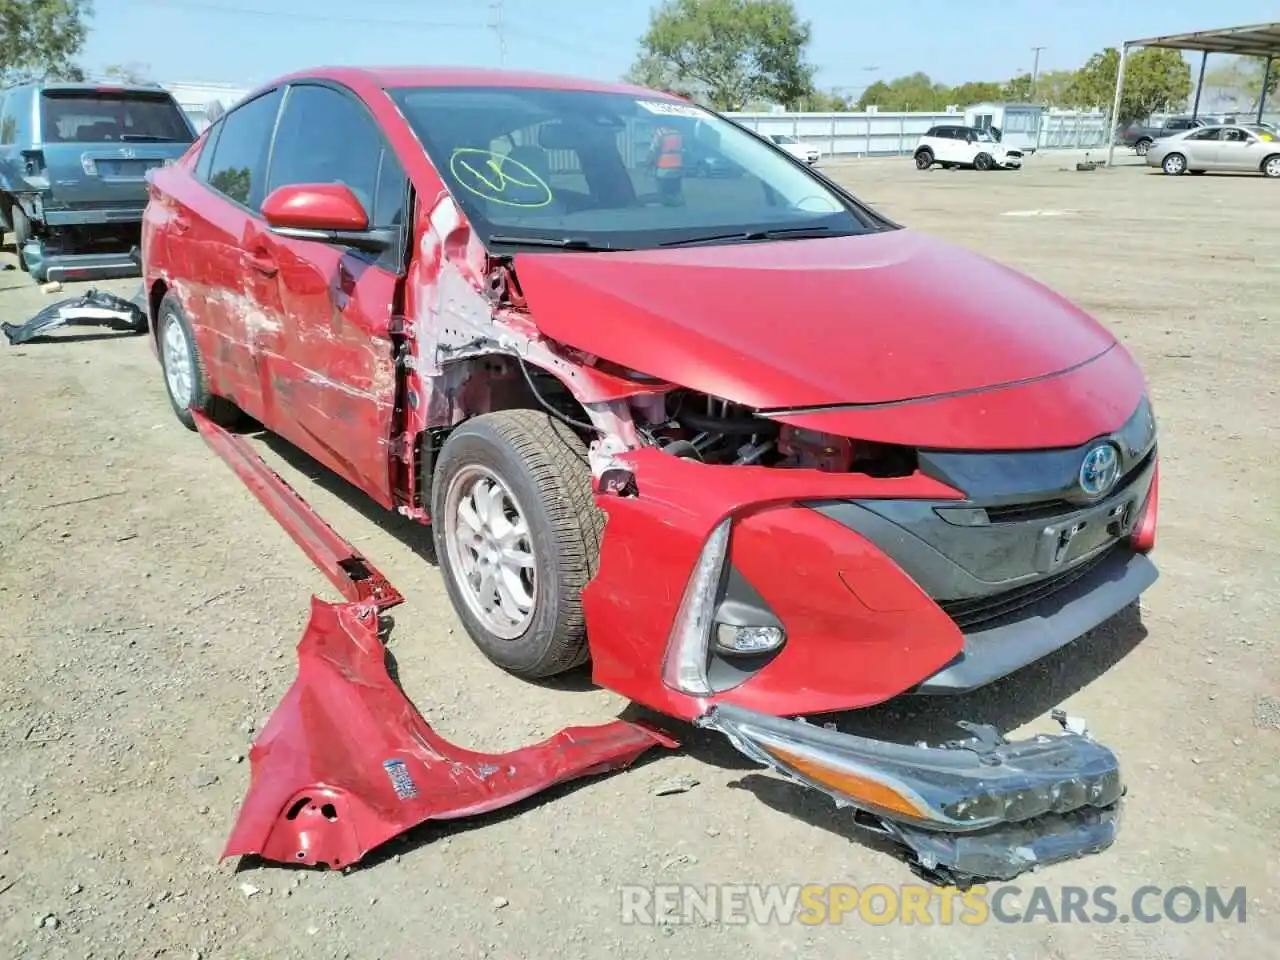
[726,110,1112,157]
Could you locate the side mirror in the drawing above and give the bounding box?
[262,182,369,232]
[261,182,393,253]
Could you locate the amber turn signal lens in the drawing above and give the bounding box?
[762,745,927,820]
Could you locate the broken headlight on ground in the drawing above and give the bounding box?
[697,704,1124,884]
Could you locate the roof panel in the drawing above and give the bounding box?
[1125,21,1280,57]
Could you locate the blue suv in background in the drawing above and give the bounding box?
[0,82,195,283]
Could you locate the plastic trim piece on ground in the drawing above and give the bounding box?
[1,287,148,345]
[191,412,676,869]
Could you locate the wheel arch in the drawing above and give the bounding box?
[416,351,599,513]
[147,278,169,338]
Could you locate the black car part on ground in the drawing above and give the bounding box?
[2,286,148,345]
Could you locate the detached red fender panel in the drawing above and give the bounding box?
[223,597,675,868]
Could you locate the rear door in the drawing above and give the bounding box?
[254,81,407,506]
[177,87,286,418]
[38,87,195,207]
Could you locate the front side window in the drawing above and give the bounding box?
[388,85,881,251]
[203,87,282,208]
[267,83,383,217]
[40,90,193,144]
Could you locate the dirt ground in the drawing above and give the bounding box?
[1,150,1277,959]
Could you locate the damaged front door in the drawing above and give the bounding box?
[256,81,408,507]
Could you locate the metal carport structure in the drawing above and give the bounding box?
[1106,22,1280,165]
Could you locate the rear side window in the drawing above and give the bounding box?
[194,120,223,181]
[39,90,193,144]
[266,83,382,216]
[204,88,283,208]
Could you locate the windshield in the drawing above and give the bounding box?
[388,85,878,251]
[973,129,996,142]
[40,90,193,143]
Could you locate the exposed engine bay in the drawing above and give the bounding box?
[512,355,918,478]
[629,389,918,476]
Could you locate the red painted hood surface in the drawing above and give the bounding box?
[514,229,1117,408]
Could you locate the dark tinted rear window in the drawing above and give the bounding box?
[40,90,193,144]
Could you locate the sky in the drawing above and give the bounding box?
[81,0,1279,92]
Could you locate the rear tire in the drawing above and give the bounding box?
[1135,138,1152,156]
[10,205,30,272]
[432,409,603,680]
[156,292,239,431]
[914,149,934,170]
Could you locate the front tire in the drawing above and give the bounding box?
[973,152,993,171]
[914,149,934,170]
[157,292,238,430]
[1262,155,1280,178]
[1162,152,1187,175]
[432,409,603,679]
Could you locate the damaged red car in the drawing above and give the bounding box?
[141,67,1158,882]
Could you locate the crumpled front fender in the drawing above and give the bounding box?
[223,597,675,868]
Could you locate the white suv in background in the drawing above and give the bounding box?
[914,125,1023,171]
[767,133,820,164]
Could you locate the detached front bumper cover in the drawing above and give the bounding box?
[698,704,1123,884]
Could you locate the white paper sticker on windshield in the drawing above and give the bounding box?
[635,99,704,119]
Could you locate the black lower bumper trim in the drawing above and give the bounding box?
[890,804,1120,884]
[915,549,1158,694]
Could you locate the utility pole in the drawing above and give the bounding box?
[490,0,507,68]
[1030,46,1046,100]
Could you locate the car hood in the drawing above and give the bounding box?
[513,228,1117,409]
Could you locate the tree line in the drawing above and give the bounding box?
[627,0,1277,126]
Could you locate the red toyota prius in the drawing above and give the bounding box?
[141,67,1156,880]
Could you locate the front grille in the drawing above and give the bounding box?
[938,546,1116,631]
[985,499,1075,523]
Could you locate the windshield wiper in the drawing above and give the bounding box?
[657,225,836,248]
[487,234,630,251]
[119,134,186,142]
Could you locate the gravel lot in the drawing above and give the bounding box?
[1,150,1277,959]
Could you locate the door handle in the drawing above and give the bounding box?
[247,252,278,277]
[172,216,190,233]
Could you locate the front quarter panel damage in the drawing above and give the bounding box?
[222,599,674,869]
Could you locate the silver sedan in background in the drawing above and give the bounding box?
[1147,124,1280,177]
